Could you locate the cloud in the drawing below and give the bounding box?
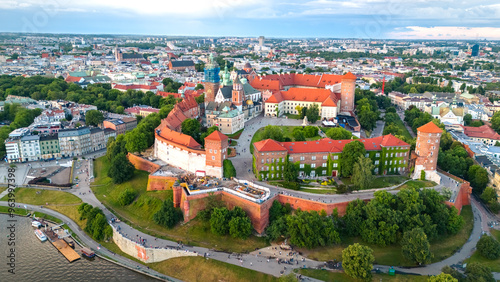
[387,26,500,40]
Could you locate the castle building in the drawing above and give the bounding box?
[413,121,442,183]
[253,134,410,180]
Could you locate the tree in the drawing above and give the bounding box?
[468,165,489,195]
[195,83,204,90]
[159,104,174,119]
[125,128,148,153]
[229,216,252,239]
[210,207,231,235]
[153,199,183,228]
[409,87,418,93]
[283,161,298,182]
[340,140,366,177]
[181,118,201,142]
[117,189,137,206]
[476,235,500,260]
[491,111,500,133]
[223,159,236,178]
[480,187,498,205]
[352,156,374,190]
[75,122,82,128]
[306,104,320,123]
[465,262,495,282]
[260,125,285,142]
[463,113,472,126]
[292,128,306,141]
[195,94,204,104]
[85,110,104,126]
[108,153,135,184]
[303,126,318,138]
[401,228,433,265]
[427,273,458,282]
[325,127,352,140]
[470,120,483,127]
[342,243,375,281]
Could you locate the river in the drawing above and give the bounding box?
[0,214,158,281]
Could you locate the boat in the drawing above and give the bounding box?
[81,247,95,258]
[32,221,41,228]
[35,229,47,242]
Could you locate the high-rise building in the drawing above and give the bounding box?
[471,44,479,57]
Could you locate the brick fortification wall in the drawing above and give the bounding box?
[147,175,177,191]
[439,169,472,214]
[277,194,353,216]
[127,153,161,173]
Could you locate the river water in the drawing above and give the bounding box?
[0,214,157,281]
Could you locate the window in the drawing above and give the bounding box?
[312,156,316,160]
[334,155,338,160]
[214,150,217,153]
[375,160,379,165]
[333,163,338,167]
[289,157,293,161]
[267,158,269,163]
[322,163,327,167]
[311,164,316,168]
[300,164,304,168]
[212,156,215,160]
[323,155,328,160]
[261,159,264,164]
[375,153,380,158]
[300,156,305,161]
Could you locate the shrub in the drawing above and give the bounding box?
[117,189,137,206]
[476,235,500,260]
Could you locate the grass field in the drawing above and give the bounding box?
[397,180,437,190]
[250,126,322,153]
[297,269,428,282]
[0,188,82,206]
[225,128,244,139]
[370,176,409,189]
[149,256,278,282]
[464,229,500,272]
[300,205,474,266]
[92,157,268,253]
[391,117,413,140]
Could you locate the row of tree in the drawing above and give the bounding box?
[78,203,113,241]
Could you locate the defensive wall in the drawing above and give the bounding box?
[438,169,472,214]
[127,153,161,173]
[111,225,197,263]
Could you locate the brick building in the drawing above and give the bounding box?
[253,134,410,180]
[413,121,442,183]
[168,60,195,71]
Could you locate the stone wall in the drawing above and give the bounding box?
[277,194,353,216]
[127,153,161,173]
[112,226,197,263]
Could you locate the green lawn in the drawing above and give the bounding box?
[300,205,474,267]
[391,117,413,140]
[300,188,337,194]
[0,206,63,224]
[225,128,244,139]
[297,269,428,282]
[370,176,410,189]
[229,140,238,146]
[284,113,301,119]
[92,157,268,253]
[0,188,82,206]
[397,180,437,190]
[250,126,322,153]
[0,187,6,194]
[150,256,278,282]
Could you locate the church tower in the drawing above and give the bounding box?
[203,54,220,105]
[413,121,442,183]
[340,72,356,113]
[232,76,244,111]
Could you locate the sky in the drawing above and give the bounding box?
[1,0,500,39]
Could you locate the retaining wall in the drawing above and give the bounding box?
[127,153,161,173]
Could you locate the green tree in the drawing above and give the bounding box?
[306,104,320,123]
[476,235,500,260]
[303,126,319,138]
[153,199,183,228]
[283,161,298,182]
[352,156,374,190]
[181,118,201,142]
[465,262,495,282]
[210,207,231,235]
[325,127,352,140]
[427,273,458,282]
[108,153,135,184]
[260,125,285,142]
[125,128,148,153]
[481,187,498,205]
[229,216,252,239]
[409,87,418,93]
[85,109,104,126]
[463,113,472,126]
[195,94,204,104]
[446,206,464,235]
[159,104,174,119]
[401,228,433,265]
[340,140,366,177]
[342,243,375,281]
[195,83,204,90]
[491,111,500,133]
[292,128,306,141]
[468,165,489,195]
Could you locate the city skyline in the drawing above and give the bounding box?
[1,0,500,39]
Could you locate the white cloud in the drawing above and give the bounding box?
[387,26,500,40]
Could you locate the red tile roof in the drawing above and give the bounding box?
[321,96,337,107]
[205,130,228,141]
[266,91,283,104]
[417,121,443,134]
[343,72,357,80]
[461,124,500,140]
[253,139,287,152]
[158,127,201,148]
[254,135,409,154]
[252,73,344,92]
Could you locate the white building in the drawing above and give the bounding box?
[19,135,41,162]
[5,138,21,163]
